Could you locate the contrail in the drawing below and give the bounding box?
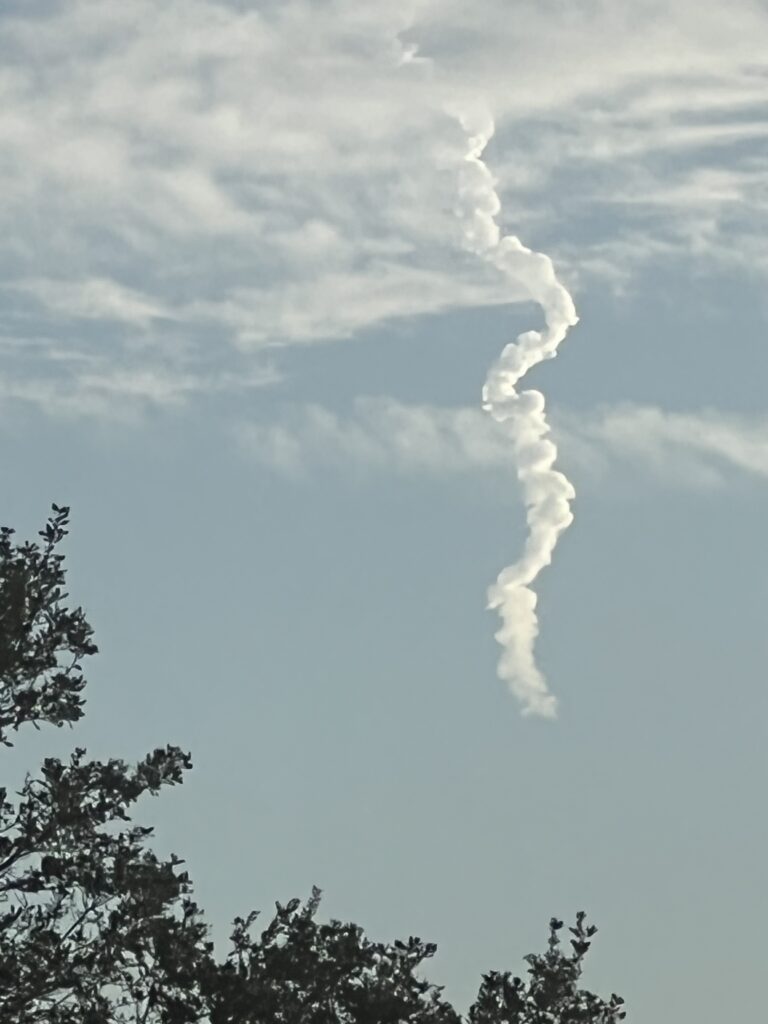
[457,110,578,717]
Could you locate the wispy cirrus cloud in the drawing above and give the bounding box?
[237,396,768,491]
[236,398,514,477]
[8,278,173,328]
[558,403,768,487]
[0,333,280,422]
[1,0,768,413]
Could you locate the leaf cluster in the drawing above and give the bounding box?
[469,915,625,1024]
[0,504,96,747]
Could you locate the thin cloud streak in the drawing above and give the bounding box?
[559,404,768,486]
[237,398,768,489]
[8,278,174,328]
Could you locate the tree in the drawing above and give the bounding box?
[0,502,96,743]
[0,505,626,1022]
[202,892,461,1024]
[469,915,625,1023]
[0,504,209,1022]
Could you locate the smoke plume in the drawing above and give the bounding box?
[457,111,578,717]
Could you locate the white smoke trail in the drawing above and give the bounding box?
[457,110,578,717]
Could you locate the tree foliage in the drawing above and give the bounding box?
[0,503,97,745]
[469,915,625,1023]
[0,505,626,1022]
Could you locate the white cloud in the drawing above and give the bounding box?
[557,403,768,487]
[238,396,768,490]
[1,0,768,411]
[9,278,172,327]
[185,264,513,349]
[237,397,514,477]
[0,343,280,422]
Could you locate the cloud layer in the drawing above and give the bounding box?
[2,0,768,411]
[238,397,768,490]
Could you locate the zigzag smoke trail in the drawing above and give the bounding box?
[457,112,578,718]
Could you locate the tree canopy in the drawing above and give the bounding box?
[0,505,626,1022]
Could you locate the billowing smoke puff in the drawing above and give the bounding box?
[457,111,578,718]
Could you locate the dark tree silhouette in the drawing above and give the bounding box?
[0,505,207,1022]
[0,505,626,1022]
[469,915,625,1023]
[201,891,461,1024]
[0,503,97,744]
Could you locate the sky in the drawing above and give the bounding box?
[3,0,768,1019]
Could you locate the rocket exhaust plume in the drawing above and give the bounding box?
[457,111,578,717]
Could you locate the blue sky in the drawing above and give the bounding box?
[3,1,768,1019]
